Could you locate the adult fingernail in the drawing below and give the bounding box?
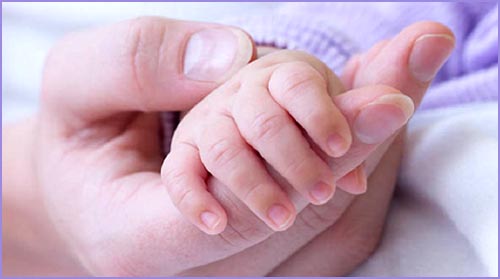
[409,34,455,82]
[327,133,350,158]
[183,27,253,82]
[355,167,367,193]
[309,182,335,205]
[200,211,220,230]
[337,166,367,194]
[354,94,414,144]
[267,204,293,230]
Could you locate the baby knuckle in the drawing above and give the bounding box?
[175,188,196,210]
[241,182,267,204]
[163,169,193,207]
[225,167,249,191]
[303,109,326,129]
[249,112,288,143]
[163,166,185,187]
[283,156,313,180]
[203,139,243,170]
[271,62,324,98]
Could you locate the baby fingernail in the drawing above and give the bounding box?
[309,182,335,204]
[267,204,293,230]
[200,211,220,230]
[409,34,455,82]
[354,94,414,144]
[183,27,253,82]
[327,133,349,157]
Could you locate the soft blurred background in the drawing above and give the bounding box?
[2,2,280,124]
[2,2,497,277]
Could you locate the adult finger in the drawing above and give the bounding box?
[41,17,255,128]
[332,21,454,180]
[350,21,455,107]
[269,133,405,276]
[327,85,414,180]
[336,165,367,194]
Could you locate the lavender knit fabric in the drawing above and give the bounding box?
[227,2,498,110]
[163,3,497,152]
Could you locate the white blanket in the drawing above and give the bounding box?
[354,102,498,276]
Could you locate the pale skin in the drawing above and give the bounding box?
[2,17,454,276]
[164,50,415,234]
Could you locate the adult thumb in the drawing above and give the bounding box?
[41,17,255,124]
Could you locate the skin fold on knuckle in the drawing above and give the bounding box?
[207,179,272,247]
[202,138,244,171]
[282,156,315,184]
[239,181,275,210]
[162,167,192,206]
[268,50,331,78]
[247,112,289,145]
[269,62,325,104]
[303,108,329,134]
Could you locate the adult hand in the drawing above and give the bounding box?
[2,17,453,276]
[177,21,454,276]
[270,21,455,276]
[3,16,255,276]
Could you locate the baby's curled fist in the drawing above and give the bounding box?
[161,50,414,235]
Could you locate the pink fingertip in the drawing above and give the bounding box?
[267,204,293,230]
[327,133,350,157]
[309,182,335,205]
[200,211,221,231]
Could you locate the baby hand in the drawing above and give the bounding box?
[162,50,414,235]
[162,50,354,234]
